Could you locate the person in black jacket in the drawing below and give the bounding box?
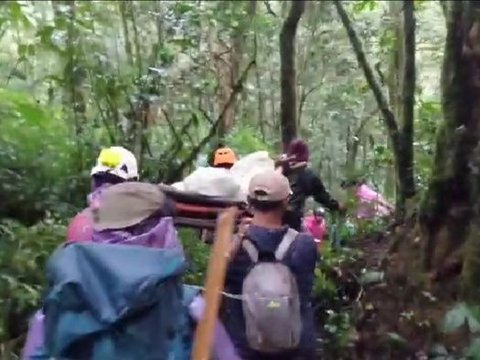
[278,139,343,231]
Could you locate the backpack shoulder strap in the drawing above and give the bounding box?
[242,239,259,263]
[275,228,298,261]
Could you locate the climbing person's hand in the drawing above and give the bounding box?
[228,215,252,261]
[238,216,253,238]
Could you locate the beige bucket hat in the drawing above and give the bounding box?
[93,182,166,231]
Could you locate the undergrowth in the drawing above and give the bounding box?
[0,215,397,359]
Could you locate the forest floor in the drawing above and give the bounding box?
[342,229,469,360]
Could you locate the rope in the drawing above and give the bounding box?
[188,285,244,300]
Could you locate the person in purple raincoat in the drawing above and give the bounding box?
[23,147,241,360]
[22,146,139,360]
[66,146,139,243]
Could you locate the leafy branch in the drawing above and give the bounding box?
[161,58,256,183]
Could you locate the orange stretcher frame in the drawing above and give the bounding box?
[157,184,250,231]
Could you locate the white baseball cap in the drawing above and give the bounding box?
[90,146,139,180]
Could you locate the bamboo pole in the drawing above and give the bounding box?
[192,207,237,360]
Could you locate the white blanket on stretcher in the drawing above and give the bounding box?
[171,151,275,201]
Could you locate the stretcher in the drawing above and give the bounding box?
[158,184,251,231]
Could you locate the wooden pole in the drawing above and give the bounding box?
[192,207,237,360]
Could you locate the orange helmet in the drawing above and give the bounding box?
[213,147,237,167]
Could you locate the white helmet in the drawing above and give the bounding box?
[90,146,139,180]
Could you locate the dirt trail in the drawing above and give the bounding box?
[349,229,461,360]
[315,231,393,359]
[316,224,461,359]
[359,233,390,268]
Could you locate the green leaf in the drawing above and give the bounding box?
[173,2,194,15]
[36,25,55,43]
[8,1,36,28]
[360,270,384,285]
[17,43,27,58]
[18,43,35,59]
[9,1,24,23]
[466,338,480,359]
[386,332,408,348]
[468,314,480,333]
[443,302,480,334]
[191,112,200,128]
[352,0,377,13]
[159,44,175,65]
[429,343,448,356]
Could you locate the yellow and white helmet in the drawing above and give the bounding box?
[90,146,139,180]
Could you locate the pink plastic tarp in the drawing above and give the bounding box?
[355,184,393,219]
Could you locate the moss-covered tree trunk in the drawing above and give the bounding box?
[419,2,480,299]
[393,0,416,211]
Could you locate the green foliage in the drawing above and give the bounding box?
[328,213,358,247]
[443,302,480,334]
[313,242,362,356]
[224,126,274,156]
[466,337,480,359]
[0,0,446,216]
[180,229,209,286]
[442,302,480,359]
[0,0,454,357]
[355,217,388,237]
[0,88,87,223]
[323,310,354,354]
[352,0,378,13]
[0,218,64,343]
[414,99,441,190]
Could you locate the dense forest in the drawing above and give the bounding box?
[2,0,480,359]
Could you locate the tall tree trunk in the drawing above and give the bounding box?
[334,0,415,215]
[280,0,305,151]
[397,0,416,210]
[53,1,86,137]
[118,1,133,67]
[269,68,277,128]
[129,2,143,76]
[254,43,266,140]
[215,1,255,138]
[387,0,416,210]
[297,2,321,127]
[345,108,378,175]
[463,143,480,300]
[252,1,266,140]
[386,1,401,203]
[150,1,164,65]
[419,1,480,294]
